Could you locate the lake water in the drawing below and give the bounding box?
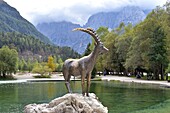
[0,81,170,113]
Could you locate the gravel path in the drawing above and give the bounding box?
[1,73,170,87]
[101,75,170,87]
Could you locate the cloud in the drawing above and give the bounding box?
[5,0,167,25]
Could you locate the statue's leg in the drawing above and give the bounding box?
[65,81,72,93]
[81,71,86,96]
[86,73,91,97]
[64,72,72,93]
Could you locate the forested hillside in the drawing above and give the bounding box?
[0,32,80,61]
[0,1,51,43]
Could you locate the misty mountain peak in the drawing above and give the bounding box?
[37,6,150,54]
[85,6,146,29]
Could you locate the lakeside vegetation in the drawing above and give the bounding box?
[0,32,80,78]
[86,1,170,80]
[0,46,63,78]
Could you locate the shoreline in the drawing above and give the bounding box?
[0,74,170,87]
[101,75,170,87]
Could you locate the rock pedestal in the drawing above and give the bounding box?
[24,93,108,113]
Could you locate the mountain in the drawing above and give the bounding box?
[0,1,80,61]
[36,6,151,54]
[36,21,91,54]
[0,1,51,43]
[85,6,147,29]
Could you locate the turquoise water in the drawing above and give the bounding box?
[0,81,170,113]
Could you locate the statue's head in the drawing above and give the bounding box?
[97,42,109,54]
[73,27,109,54]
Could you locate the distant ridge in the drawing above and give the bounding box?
[37,21,91,54]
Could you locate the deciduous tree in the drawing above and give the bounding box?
[0,46,18,77]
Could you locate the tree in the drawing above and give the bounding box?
[102,29,120,73]
[115,24,134,75]
[164,1,170,66]
[125,23,148,71]
[84,43,97,78]
[32,62,52,76]
[56,57,63,72]
[27,58,34,73]
[95,25,128,74]
[83,43,91,56]
[148,25,167,80]
[95,27,109,71]
[166,63,170,74]
[0,46,18,77]
[142,7,167,80]
[125,6,168,79]
[47,56,55,72]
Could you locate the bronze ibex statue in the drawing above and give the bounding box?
[63,27,109,96]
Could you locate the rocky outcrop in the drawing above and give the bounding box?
[24,93,108,113]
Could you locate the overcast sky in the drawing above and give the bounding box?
[5,0,167,26]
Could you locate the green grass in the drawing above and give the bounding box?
[91,77,102,81]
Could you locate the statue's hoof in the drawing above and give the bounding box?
[82,93,85,96]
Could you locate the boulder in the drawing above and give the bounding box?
[24,93,108,113]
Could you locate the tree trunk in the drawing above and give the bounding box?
[141,71,144,77]
[160,64,164,80]
[3,71,6,78]
[123,68,127,76]
[154,68,159,80]
[166,73,168,81]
